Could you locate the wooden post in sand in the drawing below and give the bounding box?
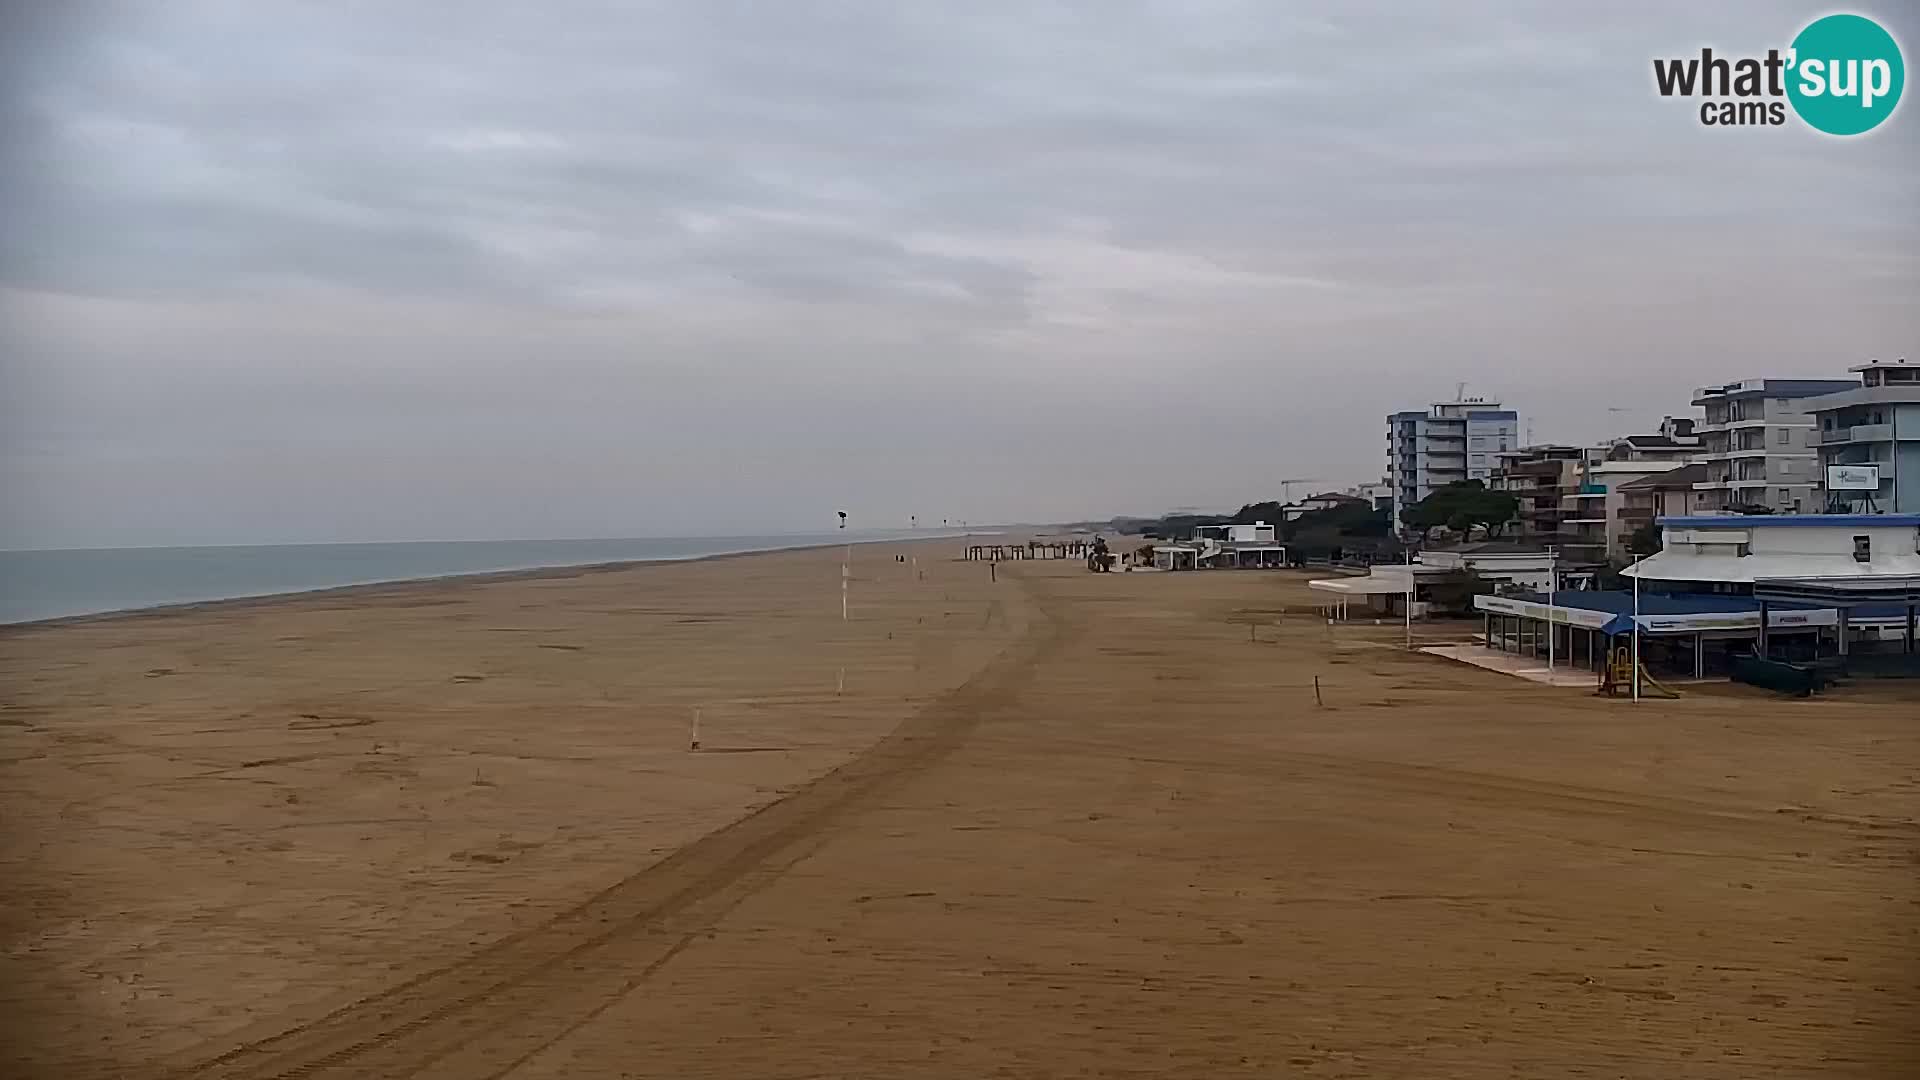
[1314,676,1323,707]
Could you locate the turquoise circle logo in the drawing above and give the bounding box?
[1787,14,1904,135]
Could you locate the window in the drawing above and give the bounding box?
[1873,411,1885,425]
[1853,535,1871,563]
[1778,488,1791,505]
[1776,427,1791,446]
[1822,417,1834,430]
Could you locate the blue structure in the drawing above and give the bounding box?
[1655,514,1920,529]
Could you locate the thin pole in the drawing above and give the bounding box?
[1631,553,1642,703]
[1404,569,1413,651]
[1546,549,1557,672]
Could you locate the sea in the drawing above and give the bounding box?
[0,529,978,625]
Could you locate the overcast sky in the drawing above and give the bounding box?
[2,1,1915,547]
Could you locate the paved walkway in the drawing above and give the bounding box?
[1420,643,1598,688]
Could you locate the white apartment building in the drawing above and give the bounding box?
[1809,358,1920,514]
[1691,378,1856,514]
[1386,397,1518,528]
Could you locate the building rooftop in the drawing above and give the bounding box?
[1691,378,1858,405]
[1614,435,1698,450]
[1655,514,1920,528]
[1430,541,1555,555]
[1618,462,1711,490]
[1509,589,1819,617]
[1505,588,1912,622]
[1802,384,1920,410]
[1847,357,1914,373]
[1589,460,1686,476]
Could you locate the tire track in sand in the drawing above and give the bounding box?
[167,571,1070,1080]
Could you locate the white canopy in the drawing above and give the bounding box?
[1624,551,1920,584]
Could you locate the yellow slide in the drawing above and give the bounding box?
[1598,645,1680,698]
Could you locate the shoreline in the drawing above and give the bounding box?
[0,531,992,634]
[0,528,1040,1071]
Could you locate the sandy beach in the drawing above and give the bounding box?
[3,540,1916,1078]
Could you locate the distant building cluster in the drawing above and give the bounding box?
[1377,358,1920,566]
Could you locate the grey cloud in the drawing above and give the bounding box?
[2,1,1917,546]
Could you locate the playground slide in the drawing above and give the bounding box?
[1599,648,1680,698]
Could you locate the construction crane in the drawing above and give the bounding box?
[1277,478,1321,503]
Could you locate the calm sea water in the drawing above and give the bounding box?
[0,530,974,625]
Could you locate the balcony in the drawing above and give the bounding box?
[1504,459,1568,476]
[1821,423,1896,444]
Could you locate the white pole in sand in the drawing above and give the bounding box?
[1404,566,1413,652]
[1546,547,1558,673]
[838,511,849,622]
[689,707,701,751]
[1631,552,1643,703]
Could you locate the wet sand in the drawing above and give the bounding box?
[3,546,1916,1077]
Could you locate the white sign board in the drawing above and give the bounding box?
[1826,464,1881,491]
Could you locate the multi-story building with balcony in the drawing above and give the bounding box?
[1691,378,1856,514]
[1489,445,1586,551]
[1809,358,1920,513]
[1617,461,1712,551]
[1386,397,1517,529]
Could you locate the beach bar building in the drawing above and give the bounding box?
[1471,514,1920,678]
[1153,522,1287,570]
[1306,563,1443,618]
[1474,590,1836,678]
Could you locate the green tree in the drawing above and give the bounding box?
[1230,501,1288,525]
[1627,522,1662,556]
[1404,481,1518,537]
[1281,503,1388,540]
